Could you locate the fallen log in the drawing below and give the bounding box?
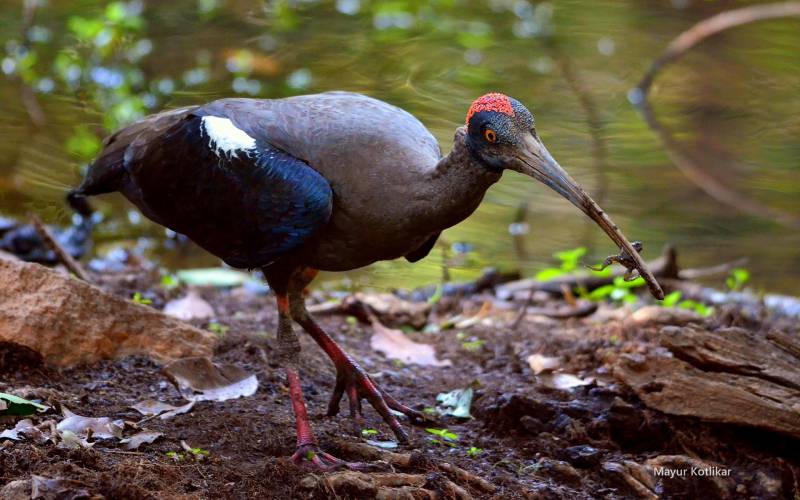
[614,325,800,438]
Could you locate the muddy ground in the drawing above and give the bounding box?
[1,270,799,499]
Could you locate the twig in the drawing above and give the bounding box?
[635,2,800,96]
[29,214,91,282]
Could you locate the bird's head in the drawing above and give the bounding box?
[465,92,664,299]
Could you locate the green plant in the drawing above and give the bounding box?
[586,276,645,304]
[425,428,458,441]
[535,247,587,281]
[659,291,714,317]
[207,322,229,337]
[661,290,682,307]
[726,268,749,291]
[461,339,485,352]
[160,273,180,289]
[467,446,483,458]
[361,428,379,436]
[678,299,714,317]
[131,292,152,305]
[187,446,209,458]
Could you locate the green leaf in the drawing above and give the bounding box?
[461,339,485,352]
[67,16,104,41]
[425,428,459,441]
[131,292,152,305]
[726,268,750,291]
[661,291,682,307]
[467,446,483,457]
[361,428,379,436]
[160,274,180,289]
[0,393,48,416]
[207,322,229,337]
[535,268,565,282]
[588,284,615,301]
[613,276,645,289]
[65,126,102,160]
[554,247,586,264]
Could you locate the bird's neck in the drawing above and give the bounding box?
[421,127,502,231]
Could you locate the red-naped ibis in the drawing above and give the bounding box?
[68,91,662,469]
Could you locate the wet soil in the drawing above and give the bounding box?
[1,276,799,499]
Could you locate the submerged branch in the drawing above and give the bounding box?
[635,2,800,96]
[632,3,800,229]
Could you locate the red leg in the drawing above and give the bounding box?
[288,271,428,443]
[272,292,363,470]
[285,366,363,471]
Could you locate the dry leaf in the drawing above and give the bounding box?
[163,289,215,321]
[120,430,163,450]
[527,354,562,375]
[31,475,98,500]
[0,419,46,442]
[131,399,195,420]
[57,408,123,440]
[370,320,451,367]
[163,357,258,402]
[539,373,594,390]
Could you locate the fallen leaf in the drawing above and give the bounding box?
[357,293,431,329]
[30,475,97,500]
[163,289,215,321]
[176,268,253,288]
[0,392,48,416]
[435,388,473,419]
[131,400,195,420]
[120,430,163,450]
[57,408,124,440]
[527,354,562,375]
[370,320,451,367]
[0,419,45,442]
[365,439,398,449]
[538,373,594,390]
[57,430,93,449]
[163,357,258,402]
[453,301,492,329]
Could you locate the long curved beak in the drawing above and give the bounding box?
[511,133,664,300]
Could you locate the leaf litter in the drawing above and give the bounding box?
[163,357,258,401]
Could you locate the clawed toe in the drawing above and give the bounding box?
[325,362,429,443]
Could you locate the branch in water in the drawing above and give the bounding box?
[635,2,800,96]
[631,2,800,229]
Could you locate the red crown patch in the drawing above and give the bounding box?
[466,93,514,124]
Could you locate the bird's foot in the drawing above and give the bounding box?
[291,442,366,471]
[327,358,432,442]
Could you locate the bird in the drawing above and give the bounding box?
[68,91,662,470]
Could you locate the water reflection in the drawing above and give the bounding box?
[0,0,797,293]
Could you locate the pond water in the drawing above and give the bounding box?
[1,0,798,293]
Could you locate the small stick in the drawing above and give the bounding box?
[29,213,91,282]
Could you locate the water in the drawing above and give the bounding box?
[1,0,798,293]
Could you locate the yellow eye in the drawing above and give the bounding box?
[484,128,497,143]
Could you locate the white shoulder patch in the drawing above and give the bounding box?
[201,116,257,158]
